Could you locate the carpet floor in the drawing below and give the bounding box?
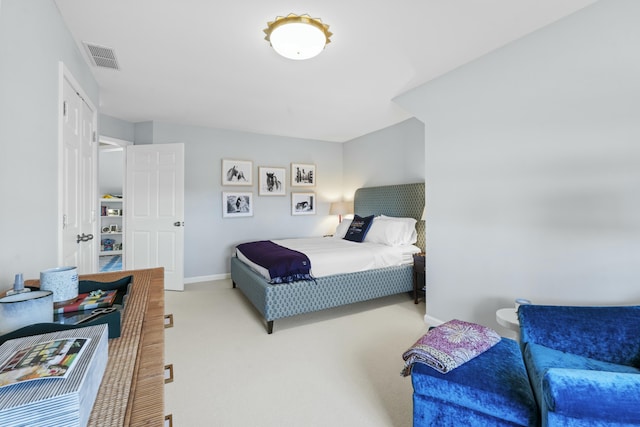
[164,279,430,427]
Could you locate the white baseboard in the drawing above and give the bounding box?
[424,314,445,327]
[183,273,230,284]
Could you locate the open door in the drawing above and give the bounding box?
[60,65,98,273]
[125,143,185,290]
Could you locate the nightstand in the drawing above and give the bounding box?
[412,253,426,304]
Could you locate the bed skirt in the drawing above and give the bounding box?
[230,256,413,333]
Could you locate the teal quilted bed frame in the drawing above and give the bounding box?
[231,182,425,333]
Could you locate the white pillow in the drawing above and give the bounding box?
[364,219,408,246]
[373,215,418,245]
[334,220,351,238]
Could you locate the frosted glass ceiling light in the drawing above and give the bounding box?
[264,14,332,60]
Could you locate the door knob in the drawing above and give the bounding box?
[76,233,94,243]
[173,221,184,227]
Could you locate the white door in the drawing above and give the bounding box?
[60,72,97,273]
[125,143,185,290]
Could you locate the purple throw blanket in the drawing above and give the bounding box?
[236,240,313,284]
[401,319,501,376]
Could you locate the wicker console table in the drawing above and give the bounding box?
[81,268,165,426]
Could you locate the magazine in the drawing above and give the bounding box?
[53,289,117,314]
[0,338,90,388]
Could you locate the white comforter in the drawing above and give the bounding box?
[236,237,421,280]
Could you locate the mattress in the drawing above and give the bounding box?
[236,237,421,281]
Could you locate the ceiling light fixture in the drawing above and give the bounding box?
[264,13,332,60]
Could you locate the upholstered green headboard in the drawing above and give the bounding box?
[354,182,425,251]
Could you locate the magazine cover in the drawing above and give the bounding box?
[53,289,117,314]
[0,338,89,388]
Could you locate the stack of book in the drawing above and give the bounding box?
[0,324,108,427]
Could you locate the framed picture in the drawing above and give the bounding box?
[222,159,252,186]
[223,192,253,218]
[291,163,315,187]
[258,166,286,196]
[292,192,316,215]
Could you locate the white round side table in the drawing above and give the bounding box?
[496,308,520,332]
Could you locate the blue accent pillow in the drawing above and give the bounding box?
[344,215,374,243]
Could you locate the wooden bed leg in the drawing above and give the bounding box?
[267,321,274,334]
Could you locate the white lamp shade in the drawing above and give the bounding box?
[270,22,327,60]
[330,201,354,216]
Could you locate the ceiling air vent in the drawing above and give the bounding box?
[83,42,120,70]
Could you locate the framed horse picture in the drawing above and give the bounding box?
[258,167,286,196]
[223,192,253,218]
[222,159,252,186]
[292,192,316,215]
[291,163,315,187]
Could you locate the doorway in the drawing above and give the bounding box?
[98,136,129,272]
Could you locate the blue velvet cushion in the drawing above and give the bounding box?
[411,338,538,426]
[518,305,640,367]
[524,342,640,419]
[543,368,640,422]
[519,305,640,425]
[343,215,374,243]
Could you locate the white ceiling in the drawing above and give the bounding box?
[54,0,596,142]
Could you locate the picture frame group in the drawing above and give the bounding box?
[221,159,317,217]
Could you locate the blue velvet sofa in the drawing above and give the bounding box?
[411,305,640,426]
[518,305,640,426]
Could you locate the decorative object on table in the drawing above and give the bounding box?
[0,337,89,388]
[401,319,501,376]
[222,159,252,186]
[0,275,132,344]
[258,166,286,196]
[0,324,108,427]
[222,192,253,218]
[39,266,78,306]
[291,163,315,186]
[514,298,532,310]
[0,290,53,336]
[53,289,117,314]
[291,192,316,215]
[6,274,28,296]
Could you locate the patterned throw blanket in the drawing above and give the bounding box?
[401,319,501,376]
[236,240,313,284]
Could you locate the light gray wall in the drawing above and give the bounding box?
[396,0,640,331]
[343,118,425,199]
[100,114,135,142]
[148,121,343,279]
[0,0,98,284]
[99,149,124,196]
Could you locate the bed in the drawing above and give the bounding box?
[231,182,425,333]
